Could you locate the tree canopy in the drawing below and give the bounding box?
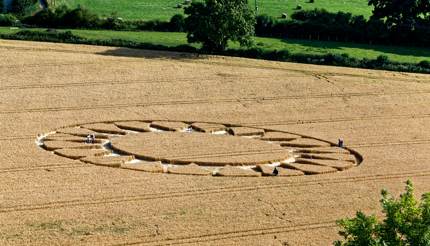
[368,0,430,30]
[335,180,430,246]
[184,0,255,52]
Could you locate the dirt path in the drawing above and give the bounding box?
[0,40,430,245]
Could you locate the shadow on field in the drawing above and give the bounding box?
[96,47,202,60]
[281,38,430,60]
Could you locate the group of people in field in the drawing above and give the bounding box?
[85,134,96,144]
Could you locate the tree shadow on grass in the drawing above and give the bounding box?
[280,38,430,61]
[96,46,203,60]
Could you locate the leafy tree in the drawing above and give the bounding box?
[335,180,430,246]
[184,0,255,52]
[368,0,430,30]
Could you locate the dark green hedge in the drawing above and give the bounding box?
[0,14,19,26]
[2,30,429,74]
[21,6,185,32]
[256,9,430,47]
[19,6,430,47]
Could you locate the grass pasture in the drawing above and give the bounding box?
[54,0,372,21]
[1,27,429,64]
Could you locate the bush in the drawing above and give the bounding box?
[12,29,83,42]
[0,13,18,26]
[10,0,37,16]
[334,180,430,246]
[256,14,276,36]
[169,14,185,32]
[61,5,100,28]
[419,60,430,69]
[22,8,56,26]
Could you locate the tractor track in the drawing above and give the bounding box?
[0,169,429,214]
[115,220,337,245]
[2,91,430,115]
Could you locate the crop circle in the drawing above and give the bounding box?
[36,120,362,177]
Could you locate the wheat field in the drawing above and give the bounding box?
[1,40,430,245]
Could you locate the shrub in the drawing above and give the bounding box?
[22,8,57,26]
[136,19,170,31]
[169,14,185,32]
[12,29,83,42]
[0,13,18,26]
[61,5,100,28]
[334,180,430,246]
[419,60,430,69]
[10,0,36,16]
[256,14,276,36]
[100,13,125,30]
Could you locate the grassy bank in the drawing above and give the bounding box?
[1,27,428,64]
[54,0,372,21]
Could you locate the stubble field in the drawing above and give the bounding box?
[0,39,430,245]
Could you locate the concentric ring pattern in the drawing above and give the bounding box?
[36,120,362,177]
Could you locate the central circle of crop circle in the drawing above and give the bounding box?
[111,132,292,166]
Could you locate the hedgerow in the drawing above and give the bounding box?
[2,29,429,74]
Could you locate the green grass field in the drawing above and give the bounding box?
[1,27,428,63]
[55,0,372,21]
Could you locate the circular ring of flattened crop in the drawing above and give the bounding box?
[36,120,363,177]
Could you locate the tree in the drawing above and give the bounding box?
[335,180,430,246]
[184,0,255,52]
[368,0,430,30]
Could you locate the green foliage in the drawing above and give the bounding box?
[1,28,430,73]
[335,180,430,246]
[368,0,430,30]
[0,13,18,26]
[53,0,373,21]
[10,0,37,16]
[61,5,100,28]
[23,5,185,32]
[335,212,381,246]
[169,14,185,32]
[184,0,255,52]
[22,4,100,28]
[419,60,430,69]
